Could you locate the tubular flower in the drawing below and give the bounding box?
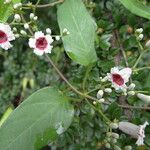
[0,23,15,50]
[107,67,132,90]
[119,121,149,146]
[29,31,53,56]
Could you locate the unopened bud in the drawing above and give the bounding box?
[137,34,144,41]
[104,88,112,93]
[97,90,104,99]
[24,23,29,29]
[105,143,111,149]
[124,145,132,150]
[55,36,60,41]
[114,145,121,150]
[137,93,150,104]
[111,133,119,139]
[101,76,108,82]
[109,123,119,129]
[106,132,112,137]
[135,28,143,34]
[14,14,21,22]
[20,30,27,36]
[46,28,51,34]
[111,138,117,144]
[145,39,150,48]
[128,83,136,90]
[4,0,11,4]
[128,91,135,96]
[98,98,105,103]
[93,101,97,105]
[30,13,35,19]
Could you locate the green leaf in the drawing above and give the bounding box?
[57,0,97,66]
[0,87,74,150]
[119,0,150,20]
[0,0,20,22]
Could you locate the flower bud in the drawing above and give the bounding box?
[137,93,150,104]
[101,76,108,82]
[106,132,112,137]
[104,88,112,93]
[62,28,70,36]
[14,14,21,22]
[55,36,60,41]
[105,143,111,149]
[98,98,105,103]
[24,23,29,29]
[114,145,121,150]
[4,0,11,4]
[135,28,143,34]
[111,132,119,139]
[109,123,119,129]
[128,91,135,96]
[93,101,97,105]
[33,16,38,21]
[112,138,117,144]
[30,13,35,19]
[15,34,20,38]
[137,34,144,41]
[46,28,51,34]
[97,90,104,99]
[124,145,132,150]
[128,83,135,90]
[13,27,17,32]
[20,30,27,36]
[145,39,150,48]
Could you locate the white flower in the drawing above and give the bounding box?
[107,67,132,90]
[119,121,149,146]
[136,121,149,146]
[28,31,54,56]
[0,23,15,50]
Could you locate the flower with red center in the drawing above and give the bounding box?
[0,23,15,50]
[107,67,132,90]
[28,31,53,56]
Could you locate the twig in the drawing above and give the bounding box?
[45,55,150,110]
[114,30,129,67]
[31,0,64,8]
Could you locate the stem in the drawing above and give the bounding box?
[24,0,64,9]
[82,65,92,91]
[132,52,144,69]
[133,66,150,72]
[45,54,84,96]
[45,55,150,110]
[115,30,129,67]
[85,98,110,124]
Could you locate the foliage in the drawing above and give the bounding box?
[0,0,150,150]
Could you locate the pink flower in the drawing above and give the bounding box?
[29,31,53,56]
[107,67,132,90]
[0,23,15,50]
